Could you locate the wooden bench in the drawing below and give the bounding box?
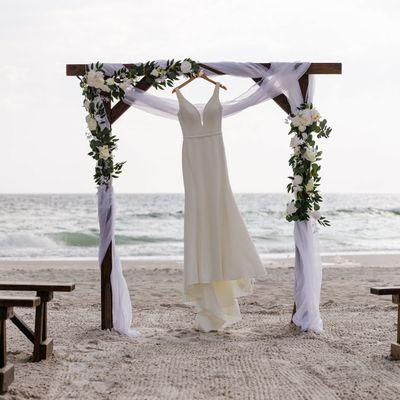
[371,286,400,359]
[0,282,75,363]
[0,296,41,393]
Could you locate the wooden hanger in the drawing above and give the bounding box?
[172,70,227,93]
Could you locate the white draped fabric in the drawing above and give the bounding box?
[98,184,139,337]
[292,221,323,332]
[103,62,310,119]
[92,61,323,335]
[286,78,323,333]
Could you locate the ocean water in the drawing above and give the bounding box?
[0,193,399,259]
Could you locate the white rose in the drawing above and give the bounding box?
[100,84,111,93]
[291,115,302,128]
[299,109,313,126]
[87,70,105,89]
[293,146,301,156]
[304,148,316,162]
[305,178,314,193]
[86,115,97,131]
[83,99,90,111]
[106,77,115,86]
[150,68,160,77]
[309,210,321,220]
[286,201,298,215]
[298,125,306,132]
[310,108,320,122]
[290,135,303,148]
[180,60,192,74]
[94,72,104,88]
[293,175,303,185]
[292,185,302,196]
[118,79,131,91]
[86,70,96,86]
[98,145,110,160]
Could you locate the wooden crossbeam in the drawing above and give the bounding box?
[67,62,341,122]
[66,62,342,76]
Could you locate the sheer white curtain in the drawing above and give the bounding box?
[98,183,139,337]
[93,61,315,335]
[286,77,323,333]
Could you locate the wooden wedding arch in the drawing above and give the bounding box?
[66,62,342,330]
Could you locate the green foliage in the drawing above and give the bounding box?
[285,103,332,227]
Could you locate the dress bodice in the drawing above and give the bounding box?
[176,83,222,138]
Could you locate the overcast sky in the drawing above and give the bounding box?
[1,0,399,193]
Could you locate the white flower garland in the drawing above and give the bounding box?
[286,103,332,226]
[80,60,200,186]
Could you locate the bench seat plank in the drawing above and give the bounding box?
[0,297,41,308]
[0,282,75,292]
[370,287,400,295]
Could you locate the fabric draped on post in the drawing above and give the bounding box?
[95,95,137,336]
[98,184,138,337]
[292,221,322,332]
[286,78,323,333]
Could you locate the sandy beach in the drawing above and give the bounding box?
[1,254,400,399]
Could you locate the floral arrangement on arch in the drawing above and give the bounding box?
[286,104,332,226]
[80,59,200,186]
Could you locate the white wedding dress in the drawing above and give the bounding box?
[176,83,265,332]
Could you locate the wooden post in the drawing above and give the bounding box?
[101,243,113,330]
[33,302,44,362]
[36,291,53,361]
[101,92,114,331]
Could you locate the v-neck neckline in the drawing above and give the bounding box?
[176,83,220,126]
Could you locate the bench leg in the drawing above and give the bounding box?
[390,295,400,360]
[0,308,15,393]
[39,300,53,361]
[33,303,44,362]
[34,292,53,362]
